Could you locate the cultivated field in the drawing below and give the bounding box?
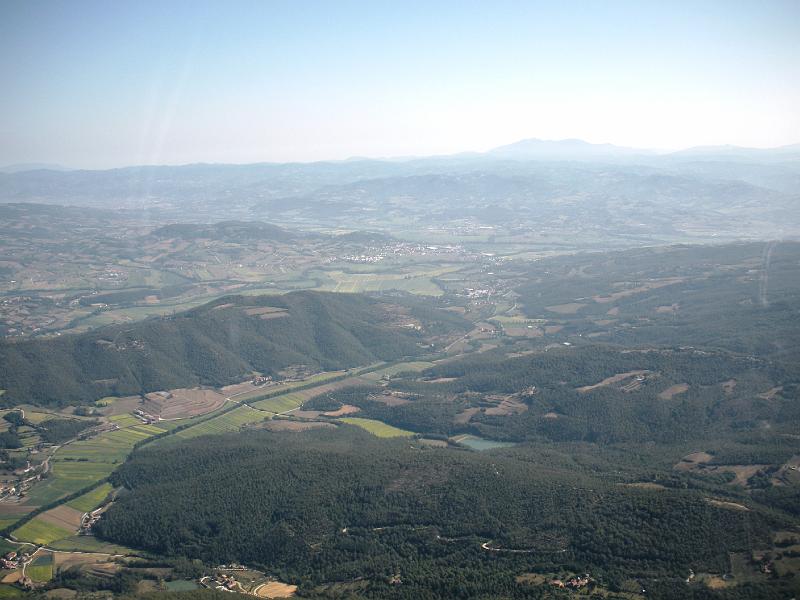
[658,383,689,400]
[545,302,587,314]
[26,552,53,582]
[13,415,168,517]
[67,482,114,513]
[255,581,298,598]
[38,504,84,531]
[175,406,265,439]
[360,361,434,380]
[229,370,350,403]
[251,376,372,413]
[577,371,650,393]
[13,518,73,545]
[338,418,414,438]
[315,268,453,296]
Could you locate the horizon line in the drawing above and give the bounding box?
[3,137,799,173]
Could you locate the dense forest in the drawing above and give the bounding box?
[307,344,800,451]
[0,291,468,406]
[96,427,793,599]
[510,241,800,365]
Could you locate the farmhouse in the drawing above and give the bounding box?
[566,574,592,589]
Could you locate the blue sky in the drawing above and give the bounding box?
[1,0,799,168]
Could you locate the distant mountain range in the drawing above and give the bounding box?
[1,139,797,242]
[0,162,72,173]
[486,138,650,160]
[3,139,800,175]
[484,138,800,163]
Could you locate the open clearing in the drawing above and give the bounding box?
[98,395,144,416]
[758,386,783,400]
[338,418,414,438]
[454,407,480,425]
[620,482,667,491]
[483,394,527,416]
[242,306,288,319]
[52,552,117,572]
[361,361,434,380]
[545,302,586,314]
[144,387,227,419]
[705,498,749,511]
[592,278,685,303]
[255,581,298,598]
[451,434,516,451]
[577,371,649,393]
[368,391,414,406]
[674,451,714,471]
[322,404,360,417]
[658,383,689,400]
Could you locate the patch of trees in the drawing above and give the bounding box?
[37,417,98,444]
[0,430,21,450]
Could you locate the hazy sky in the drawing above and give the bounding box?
[1,0,799,168]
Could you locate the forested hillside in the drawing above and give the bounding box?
[0,291,468,406]
[309,344,800,447]
[97,427,789,599]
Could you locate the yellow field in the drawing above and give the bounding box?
[176,405,266,439]
[339,418,414,438]
[252,393,305,414]
[361,361,434,380]
[67,482,114,513]
[13,518,73,545]
[317,267,458,297]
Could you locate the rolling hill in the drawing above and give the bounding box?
[0,291,468,406]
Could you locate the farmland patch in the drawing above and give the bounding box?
[658,383,689,400]
[338,418,414,438]
[577,371,650,393]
